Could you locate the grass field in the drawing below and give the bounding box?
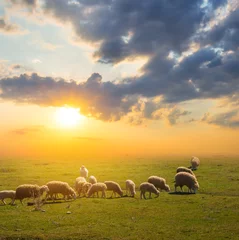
[0,156,239,240]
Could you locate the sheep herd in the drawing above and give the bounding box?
[0,157,200,206]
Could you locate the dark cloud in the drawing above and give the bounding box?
[201,110,239,128]
[0,17,21,34]
[9,0,37,8]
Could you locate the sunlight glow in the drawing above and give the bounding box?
[55,107,85,128]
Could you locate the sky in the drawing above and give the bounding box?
[0,0,239,159]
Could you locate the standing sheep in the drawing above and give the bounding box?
[126,180,136,197]
[46,181,76,201]
[0,190,16,205]
[174,172,199,193]
[12,184,49,205]
[148,176,170,192]
[75,177,87,196]
[87,183,107,198]
[177,166,195,176]
[139,182,160,199]
[104,181,124,198]
[89,176,97,184]
[80,165,88,178]
[190,156,200,170]
[81,182,92,197]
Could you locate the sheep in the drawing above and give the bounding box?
[87,183,107,198]
[80,165,88,178]
[125,180,136,197]
[190,156,200,170]
[139,182,160,199]
[174,172,199,193]
[104,181,124,198]
[177,166,195,176]
[148,176,170,192]
[81,182,92,197]
[75,177,87,196]
[12,184,49,205]
[89,175,97,184]
[46,181,76,201]
[0,190,16,205]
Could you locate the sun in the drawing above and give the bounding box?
[55,107,85,128]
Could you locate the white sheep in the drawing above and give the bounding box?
[80,165,88,178]
[125,180,136,197]
[104,181,123,198]
[0,190,16,205]
[81,182,92,197]
[148,176,170,192]
[174,172,199,193]
[139,182,160,199]
[190,156,200,170]
[87,183,107,198]
[46,181,76,201]
[89,175,97,184]
[177,166,195,176]
[12,184,49,205]
[75,177,87,196]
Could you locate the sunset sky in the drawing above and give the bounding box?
[0,0,238,159]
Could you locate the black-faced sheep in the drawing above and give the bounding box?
[0,190,16,205]
[148,176,170,192]
[174,172,199,193]
[139,182,160,199]
[126,180,136,197]
[87,183,107,198]
[12,184,49,205]
[46,181,76,201]
[104,181,123,198]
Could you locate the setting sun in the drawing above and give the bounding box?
[55,107,84,128]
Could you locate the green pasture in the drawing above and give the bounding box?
[0,156,238,240]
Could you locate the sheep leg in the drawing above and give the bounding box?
[1,199,6,205]
[20,199,23,205]
[149,192,152,199]
[140,191,143,199]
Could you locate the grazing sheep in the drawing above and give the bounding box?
[87,183,107,198]
[125,180,136,197]
[177,166,195,176]
[46,181,76,201]
[81,182,92,197]
[75,177,87,196]
[104,181,123,198]
[12,184,49,205]
[139,182,160,199]
[148,176,170,192]
[0,190,16,205]
[80,165,88,178]
[174,172,199,193]
[89,175,97,184]
[190,156,200,170]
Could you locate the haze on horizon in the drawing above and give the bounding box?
[0,0,238,159]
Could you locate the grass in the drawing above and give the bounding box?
[0,156,239,240]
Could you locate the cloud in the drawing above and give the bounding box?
[32,59,42,64]
[0,17,25,34]
[10,125,45,135]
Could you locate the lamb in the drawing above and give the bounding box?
[46,181,76,201]
[148,176,170,192]
[75,177,87,196]
[80,165,88,178]
[104,181,124,198]
[89,175,97,184]
[125,180,136,197]
[139,182,160,199]
[81,182,92,197]
[190,156,200,170]
[0,190,16,205]
[177,166,195,176]
[12,184,49,205]
[174,172,199,193]
[87,183,107,198]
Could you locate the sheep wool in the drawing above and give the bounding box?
[139,182,160,199]
[0,190,16,205]
[104,181,123,197]
[80,165,88,178]
[75,177,87,196]
[125,180,136,197]
[191,156,200,170]
[148,176,170,192]
[87,183,107,198]
[176,166,195,176]
[174,172,199,193]
[89,176,97,184]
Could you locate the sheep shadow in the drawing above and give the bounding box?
[169,192,196,195]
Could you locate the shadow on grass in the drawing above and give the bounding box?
[169,192,196,195]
